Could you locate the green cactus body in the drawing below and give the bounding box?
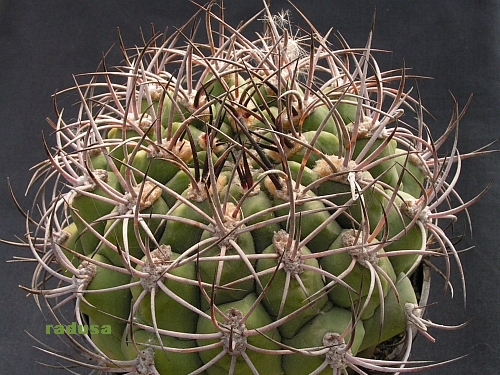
[78,254,132,357]
[198,224,256,308]
[320,229,397,320]
[358,272,418,352]
[239,189,282,253]
[57,222,84,276]
[282,305,365,375]
[70,170,121,255]
[393,148,427,197]
[120,149,181,185]
[88,316,126,361]
[333,95,359,125]
[107,126,158,169]
[284,131,340,168]
[352,137,399,188]
[196,293,284,375]
[130,247,200,333]
[121,329,205,375]
[14,3,479,374]
[98,184,169,266]
[270,189,342,253]
[162,168,193,207]
[301,104,339,135]
[315,170,387,232]
[256,231,328,339]
[383,190,426,274]
[283,160,320,188]
[159,192,212,255]
[204,72,244,101]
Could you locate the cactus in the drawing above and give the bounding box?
[8,1,490,374]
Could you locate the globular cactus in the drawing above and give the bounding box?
[10,1,489,374]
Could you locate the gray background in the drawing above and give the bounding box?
[0,1,499,374]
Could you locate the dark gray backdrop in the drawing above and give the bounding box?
[0,1,499,374]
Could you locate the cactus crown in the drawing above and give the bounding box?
[8,1,490,374]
